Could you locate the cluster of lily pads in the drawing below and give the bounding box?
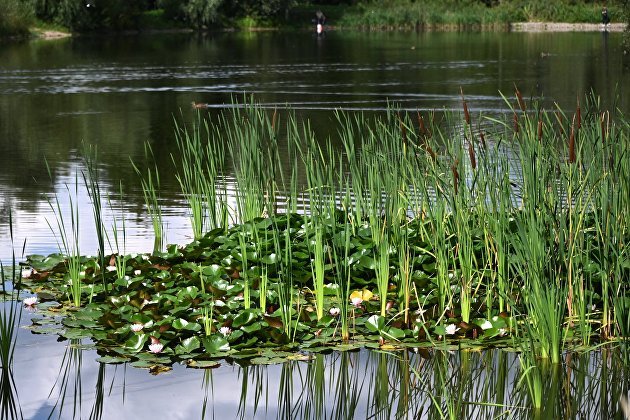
[20,210,517,369]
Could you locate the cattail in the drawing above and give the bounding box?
[514,84,526,111]
[537,120,543,142]
[460,87,470,125]
[568,115,576,164]
[271,108,278,131]
[468,141,476,170]
[451,159,460,194]
[418,112,428,138]
[513,113,519,134]
[425,144,437,161]
[478,130,486,149]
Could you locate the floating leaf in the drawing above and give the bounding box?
[96,356,130,364]
[175,336,201,355]
[203,336,230,353]
[232,309,259,328]
[186,360,220,369]
[124,333,148,353]
[173,318,202,332]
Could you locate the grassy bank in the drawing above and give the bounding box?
[328,0,626,30]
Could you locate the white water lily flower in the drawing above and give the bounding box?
[479,320,493,330]
[131,323,144,332]
[329,307,340,316]
[142,255,150,261]
[351,297,363,307]
[106,266,117,272]
[21,267,33,278]
[498,328,507,337]
[148,343,163,353]
[445,324,460,335]
[134,269,141,276]
[214,300,225,307]
[219,327,232,337]
[23,296,38,307]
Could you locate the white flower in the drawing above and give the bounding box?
[479,320,493,330]
[23,296,38,307]
[445,324,460,335]
[219,327,231,337]
[130,323,144,332]
[329,307,340,316]
[134,270,141,276]
[142,255,150,261]
[498,328,507,337]
[106,266,117,272]
[21,267,33,278]
[351,297,363,307]
[148,343,164,353]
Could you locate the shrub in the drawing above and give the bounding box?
[0,0,34,37]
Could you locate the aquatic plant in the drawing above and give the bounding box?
[131,143,164,253]
[15,96,629,376]
[45,170,84,308]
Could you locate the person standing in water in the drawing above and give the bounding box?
[315,10,326,35]
[602,7,610,26]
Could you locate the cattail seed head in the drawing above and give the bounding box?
[468,141,476,170]
[451,159,460,194]
[460,88,470,125]
[568,116,576,164]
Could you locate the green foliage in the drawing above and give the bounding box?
[0,0,34,37]
[338,0,627,27]
[34,0,146,32]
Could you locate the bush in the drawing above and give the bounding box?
[0,0,34,37]
[35,0,147,32]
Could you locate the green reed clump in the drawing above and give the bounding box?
[82,143,107,294]
[131,143,164,254]
[19,95,630,379]
[46,171,84,308]
[173,113,227,240]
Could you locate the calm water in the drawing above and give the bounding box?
[1,31,629,418]
[0,30,628,263]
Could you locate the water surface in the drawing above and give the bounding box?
[1,31,629,419]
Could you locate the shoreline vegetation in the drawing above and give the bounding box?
[1,1,628,40]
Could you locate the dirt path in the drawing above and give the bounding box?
[32,29,71,40]
[511,22,627,32]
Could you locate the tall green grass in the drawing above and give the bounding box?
[88,92,624,360]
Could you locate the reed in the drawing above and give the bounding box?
[130,143,164,253]
[106,183,128,285]
[82,143,107,294]
[46,170,84,308]
[0,212,21,376]
[173,113,226,240]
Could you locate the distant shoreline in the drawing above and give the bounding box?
[27,22,628,40]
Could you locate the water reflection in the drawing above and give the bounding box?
[6,311,629,420]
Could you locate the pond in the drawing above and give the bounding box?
[1,30,629,419]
